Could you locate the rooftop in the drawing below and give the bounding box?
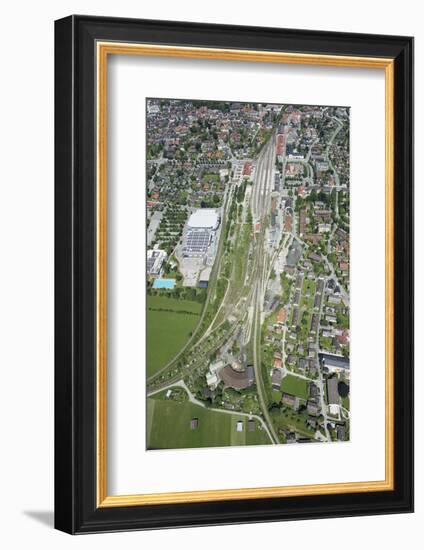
[187,209,219,230]
[219,365,253,390]
[319,352,350,370]
[326,377,339,405]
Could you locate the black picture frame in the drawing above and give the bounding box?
[55,14,414,534]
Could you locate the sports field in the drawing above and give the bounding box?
[280,374,309,400]
[147,399,271,449]
[147,295,202,377]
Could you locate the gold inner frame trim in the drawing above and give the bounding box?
[96,41,395,508]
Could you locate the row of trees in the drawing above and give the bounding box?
[147,285,206,304]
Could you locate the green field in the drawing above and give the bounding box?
[147,399,271,449]
[280,374,309,400]
[147,295,202,377]
[341,395,350,410]
[270,408,316,440]
[271,390,282,403]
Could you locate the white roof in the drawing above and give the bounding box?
[187,209,219,229]
[199,267,212,282]
[206,372,218,387]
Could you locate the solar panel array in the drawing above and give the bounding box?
[183,229,211,254]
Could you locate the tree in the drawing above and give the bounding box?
[268,402,281,413]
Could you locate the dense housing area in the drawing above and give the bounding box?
[146,98,350,449]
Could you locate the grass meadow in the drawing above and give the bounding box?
[280,374,309,400]
[147,295,202,377]
[147,399,271,449]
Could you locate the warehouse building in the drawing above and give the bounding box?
[183,229,211,257]
[187,209,220,230]
[182,209,220,259]
[319,352,350,374]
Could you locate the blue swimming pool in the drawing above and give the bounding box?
[153,278,176,289]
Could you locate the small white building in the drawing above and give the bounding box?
[328,404,340,417]
[206,360,224,389]
[206,372,218,388]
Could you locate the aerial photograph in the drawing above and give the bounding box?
[145,98,350,450]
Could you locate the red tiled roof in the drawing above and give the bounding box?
[276,134,285,156]
[243,162,252,176]
[277,307,286,324]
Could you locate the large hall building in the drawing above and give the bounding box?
[182,209,220,258]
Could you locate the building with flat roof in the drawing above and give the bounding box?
[183,228,211,257]
[326,376,339,405]
[206,371,218,388]
[182,209,220,259]
[319,352,350,373]
[286,240,303,268]
[198,266,212,288]
[206,359,224,389]
[147,249,167,276]
[187,209,219,230]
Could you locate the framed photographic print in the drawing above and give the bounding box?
[54,15,414,534]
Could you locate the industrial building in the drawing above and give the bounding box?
[319,352,350,374]
[182,209,220,259]
[183,229,211,257]
[187,209,219,230]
